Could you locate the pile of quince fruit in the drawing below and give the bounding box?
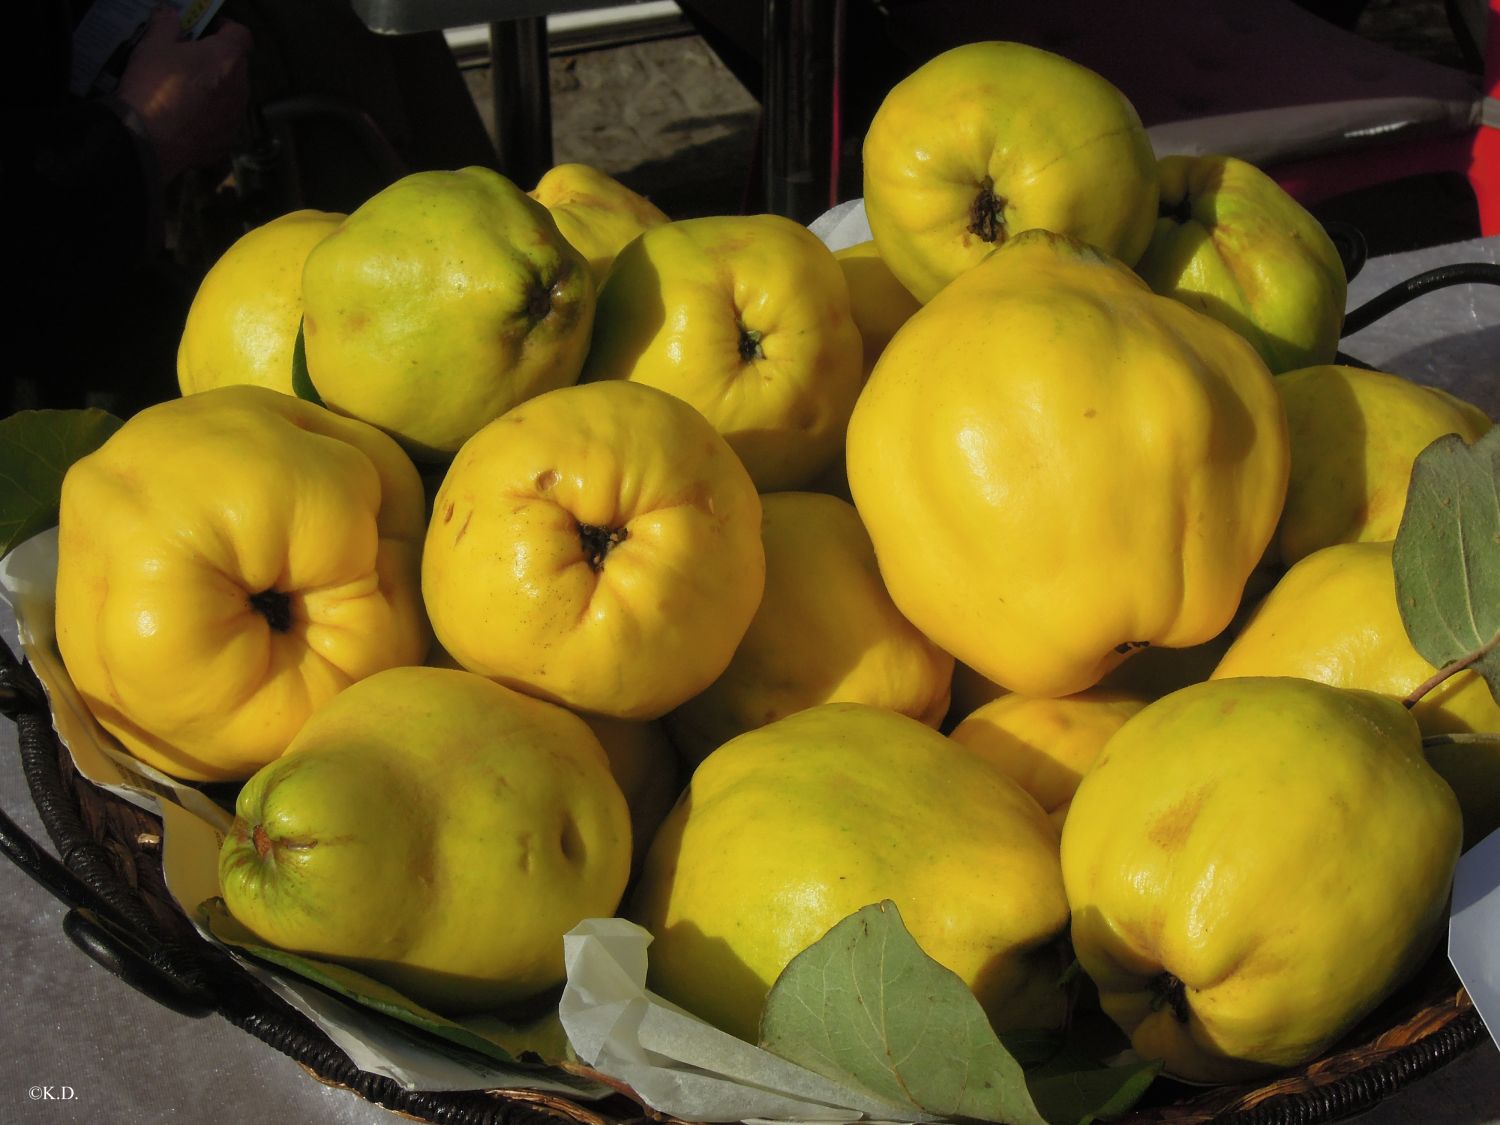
[45,38,1498,1098]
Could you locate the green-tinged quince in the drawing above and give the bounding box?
[632,702,1070,1043]
[301,166,595,460]
[219,666,631,1015]
[1062,677,1461,1083]
[1133,155,1346,373]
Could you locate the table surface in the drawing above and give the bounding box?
[2,237,1498,1123]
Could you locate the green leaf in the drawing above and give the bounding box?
[1393,428,1500,702]
[290,318,323,405]
[198,898,577,1070]
[1026,1057,1162,1125]
[759,900,1049,1125]
[0,409,122,557]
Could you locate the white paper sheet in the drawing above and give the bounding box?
[559,918,924,1124]
[1450,829,1500,1046]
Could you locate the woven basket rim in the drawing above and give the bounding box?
[1,642,1485,1125]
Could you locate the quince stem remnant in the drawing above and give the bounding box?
[248,589,293,633]
[969,178,1006,244]
[578,522,628,572]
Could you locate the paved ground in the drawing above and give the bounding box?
[464,35,760,219]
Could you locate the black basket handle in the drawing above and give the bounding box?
[1341,261,1500,337]
[0,640,218,1018]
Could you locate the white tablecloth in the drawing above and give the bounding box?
[3,236,1498,1124]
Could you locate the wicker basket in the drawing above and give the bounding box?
[0,638,1487,1125]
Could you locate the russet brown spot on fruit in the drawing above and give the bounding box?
[1148,787,1210,852]
[534,469,560,492]
[253,824,273,858]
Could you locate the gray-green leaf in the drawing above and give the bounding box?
[1026,1055,1162,1125]
[198,898,579,1071]
[290,318,324,405]
[759,900,1049,1125]
[1393,428,1500,702]
[0,408,122,557]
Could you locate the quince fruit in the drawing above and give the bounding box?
[219,665,631,1014]
[862,40,1157,302]
[949,690,1146,831]
[177,209,343,396]
[422,380,765,720]
[1063,677,1461,1083]
[1133,155,1346,374]
[832,239,921,375]
[580,214,863,491]
[301,166,595,460]
[846,229,1288,698]
[1213,540,1500,849]
[529,163,669,286]
[632,702,1070,1043]
[54,386,429,781]
[1275,364,1492,565]
[580,714,682,874]
[665,491,953,765]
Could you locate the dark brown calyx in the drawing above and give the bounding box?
[1160,194,1194,223]
[1148,972,1192,1024]
[252,824,273,858]
[578,521,628,571]
[738,325,765,362]
[248,589,293,633]
[969,177,1007,243]
[527,280,553,320]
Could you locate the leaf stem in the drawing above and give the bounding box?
[1403,629,1500,709]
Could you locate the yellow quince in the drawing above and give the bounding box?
[633,702,1070,1043]
[581,214,864,491]
[1213,540,1500,849]
[177,209,343,396]
[862,40,1157,302]
[666,491,953,764]
[54,386,429,781]
[847,229,1289,698]
[949,690,1146,831]
[1275,364,1492,565]
[422,380,765,720]
[530,162,668,286]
